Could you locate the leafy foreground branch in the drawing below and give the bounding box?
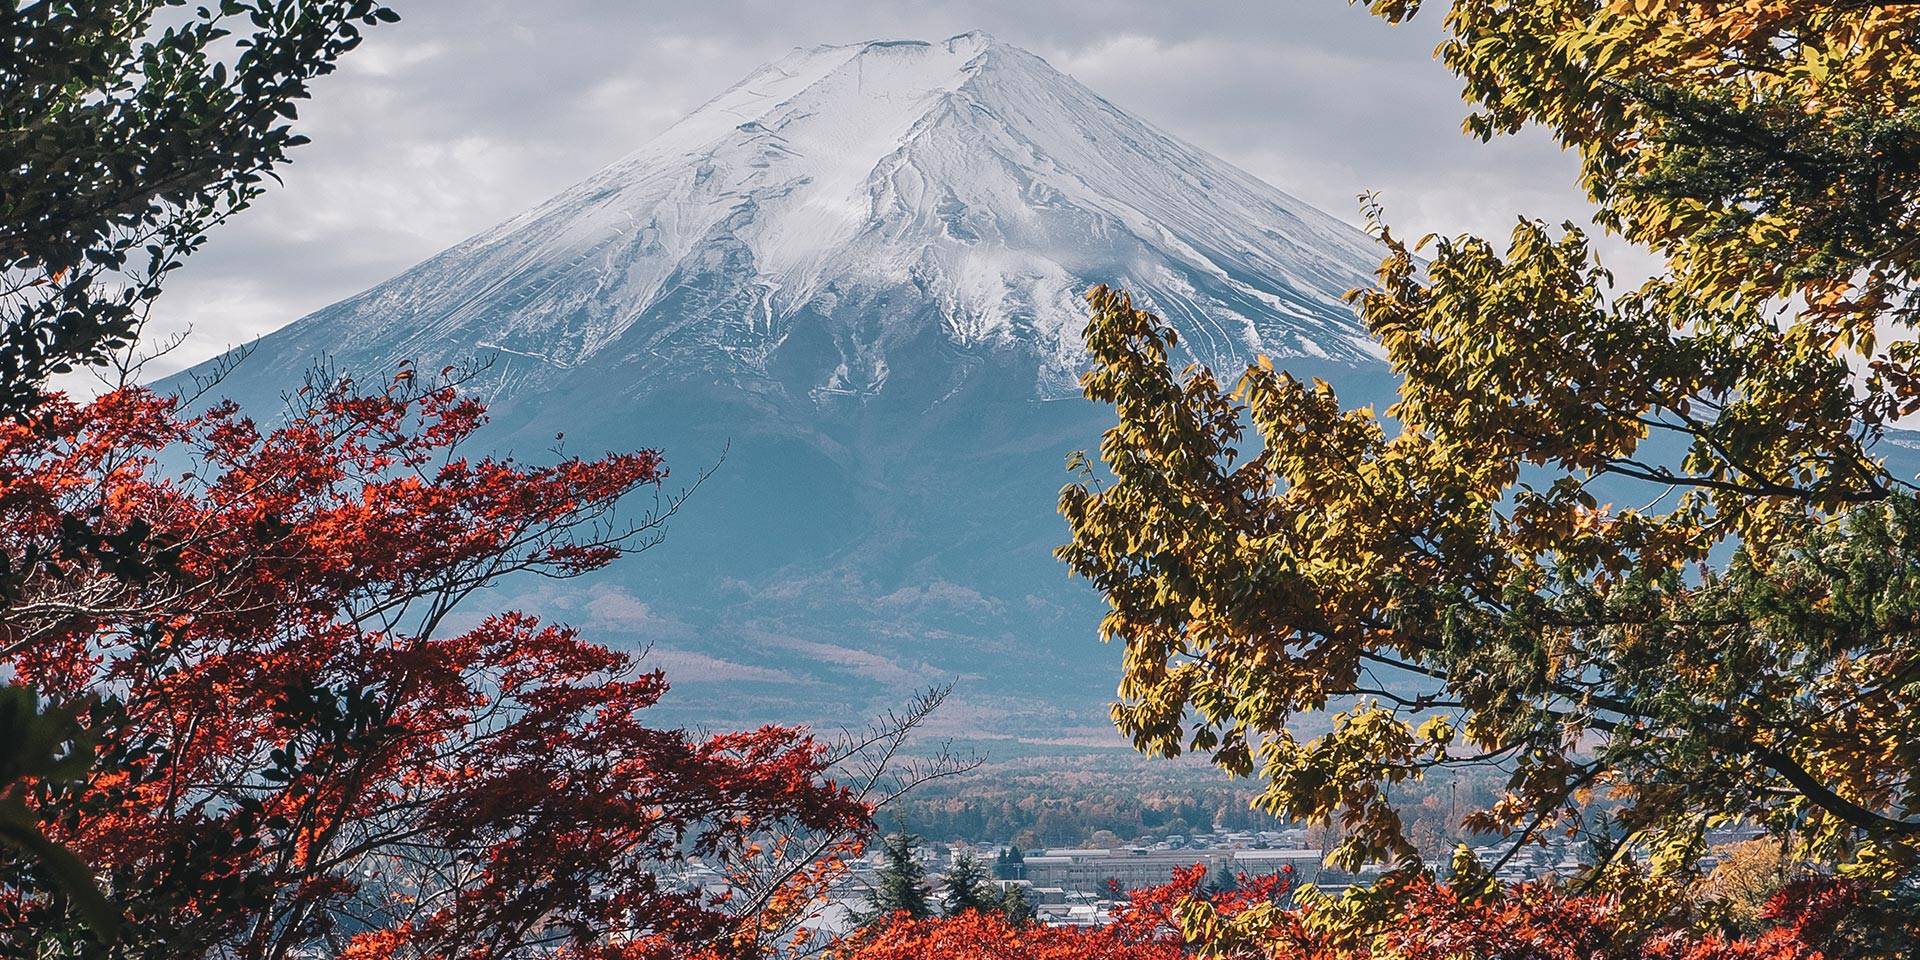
[0,0,402,418]
[1057,0,1920,954]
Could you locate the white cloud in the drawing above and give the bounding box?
[642,647,803,684]
[580,583,655,629]
[872,580,998,616]
[748,628,939,688]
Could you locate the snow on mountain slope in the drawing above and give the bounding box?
[174,33,1401,740]
[215,31,1384,403]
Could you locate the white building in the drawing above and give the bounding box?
[1021,846,1322,893]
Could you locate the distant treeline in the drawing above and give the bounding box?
[878,768,1510,850]
[880,789,1266,848]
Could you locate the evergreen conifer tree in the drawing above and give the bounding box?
[998,884,1037,926]
[940,852,994,916]
[865,832,934,921]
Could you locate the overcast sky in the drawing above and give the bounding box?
[134,0,1635,380]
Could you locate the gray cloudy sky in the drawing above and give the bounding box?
[138,0,1630,379]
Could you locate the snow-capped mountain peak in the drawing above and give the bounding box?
[208,33,1384,403]
[173,34,1403,739]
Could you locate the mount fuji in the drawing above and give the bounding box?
[177,32,1394,745]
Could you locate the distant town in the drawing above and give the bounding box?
[665,820,1769,945]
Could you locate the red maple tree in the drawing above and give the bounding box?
[0,372,869,959]
[832,864,1288,960]
[828,911,1183,960]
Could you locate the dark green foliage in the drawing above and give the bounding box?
[0,687,115,943]
[998,883,1036,926]
[866,833,934,922]
[0,0,398,418]
[940,853,994,917]
[993,846,1025,880]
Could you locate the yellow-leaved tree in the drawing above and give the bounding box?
[1059,0,1919,951]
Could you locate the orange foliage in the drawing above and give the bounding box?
[830,911,1181,960]
[834,870,1859,960]
[832,865,1288,960]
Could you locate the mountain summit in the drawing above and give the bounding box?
[215,33,1382,406]
[182,35,1391,740]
